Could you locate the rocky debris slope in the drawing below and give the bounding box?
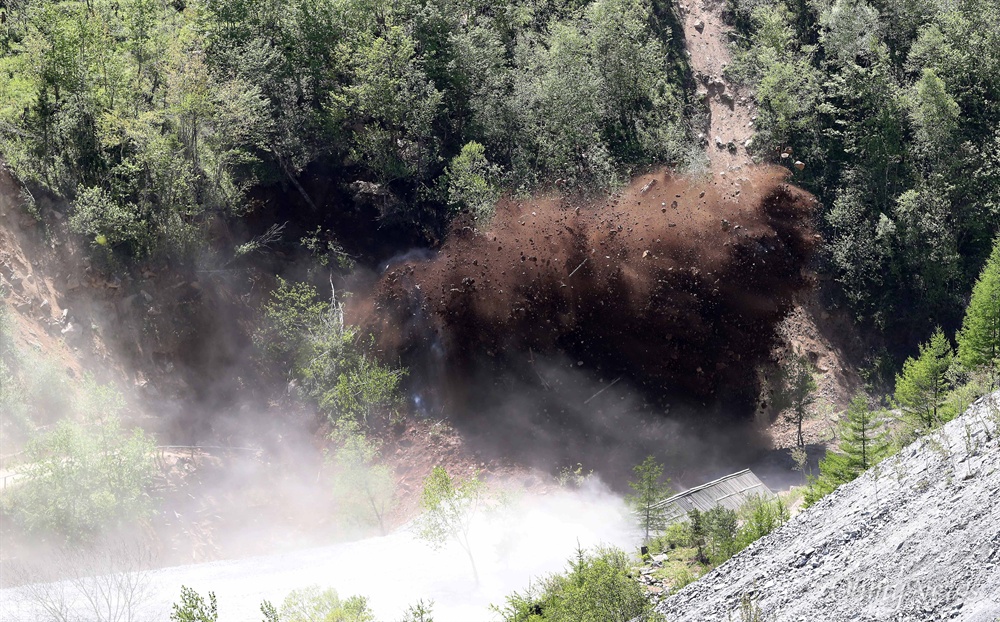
[657,392,1000,622]
[679,0,755,171]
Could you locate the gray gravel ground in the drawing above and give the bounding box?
[657,391,1000,622]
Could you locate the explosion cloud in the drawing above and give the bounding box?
[351,166,818,419]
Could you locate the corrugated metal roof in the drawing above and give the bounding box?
[653,469,775,524]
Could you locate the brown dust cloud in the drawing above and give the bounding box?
[349,166,819,481]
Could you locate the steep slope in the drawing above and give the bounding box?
[657,392,1000,621]
[680,0,755,171]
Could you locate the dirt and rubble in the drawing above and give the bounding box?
[354,167,819,409]
[656,392,1000,621]
[679,0,756,171]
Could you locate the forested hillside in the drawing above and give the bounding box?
[727,0,1000,338]
[0,0,692,259]
[3,0,998,353]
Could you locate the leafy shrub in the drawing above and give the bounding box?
[256,279,404,428]
[171,587,218,622]
[68,186,155,260]
[5,381,156,542]
[492,546,664,622]
[278,585,376,622]
[648,521,693,554]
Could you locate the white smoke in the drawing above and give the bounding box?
[1,480,635,622]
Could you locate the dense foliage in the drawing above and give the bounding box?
[491,546,664,622]
[255,278,404,427]
[0,0,692,262]
[728,0,1000,338]
[2,371,157,543]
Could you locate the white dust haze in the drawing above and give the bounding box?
[0,480,634,622]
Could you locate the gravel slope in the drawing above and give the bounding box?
[657,392,1000,621]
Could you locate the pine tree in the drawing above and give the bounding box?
[839,395,890,472]
[957,237,1000,370]
[805,394,889,506]
[894,327,954,433]
[626,456,673,544]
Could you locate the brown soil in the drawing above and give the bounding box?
[681,0,756,171]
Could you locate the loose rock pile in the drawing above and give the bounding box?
[657,392,1000,621]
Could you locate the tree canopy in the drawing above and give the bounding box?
[728,0,1000,341]
[957,237,1000,370]
[0,0,691,264]
[895,327,955,433]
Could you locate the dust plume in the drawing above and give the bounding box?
[1,479,636,622]
[351,166,818,417]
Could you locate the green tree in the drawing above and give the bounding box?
[702,506,739,565]
[329,424,397,535]
[278,585,376,622]
[261,600,280,622]
[446,141,500,223]
[957,237,1000,370]
[491,546,662,622]
[736,495,788,549]
[399,600,435,622]
[895,327,955,433]
[909,68,961,160]
[687,508,707,563]
[256,280,404,428]
[626,455,673,544]
[171,587,218,622]
[347,26,443,189]
[6,381,156,542]
[805,394,889,505]
[415,466,488,584]
[780,355,817,448]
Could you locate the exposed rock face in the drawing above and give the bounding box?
[658,392,1000,622]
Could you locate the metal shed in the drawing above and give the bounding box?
[653,469,775,524]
